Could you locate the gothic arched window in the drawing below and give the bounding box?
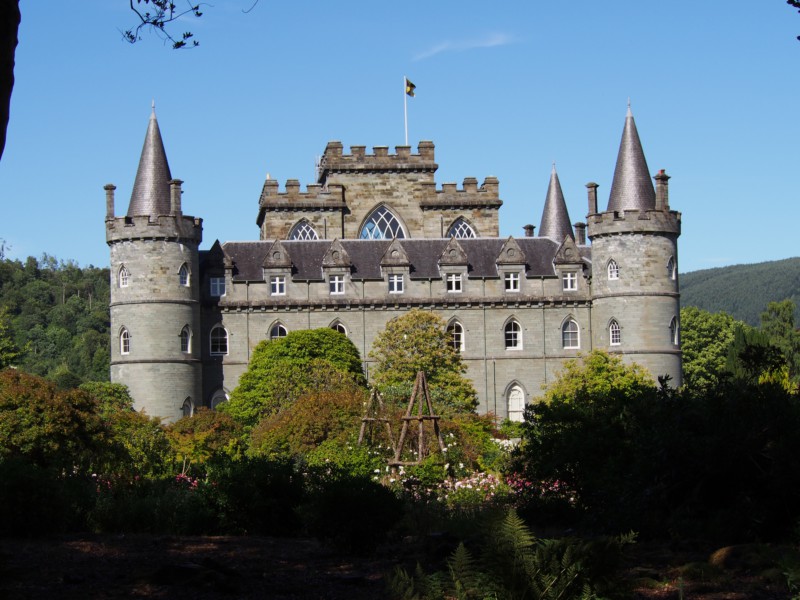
[179,263,190,287]
[669,316,679,345]
[447,321,465,352]
[447,218,477,239]
[210,325,228,355]
[504,320,522,350]
[270,323,288,340]
[330,321,347,336]
[289,219,319,240]
[607,259,619,280]
[507,384,526,423]
[609,319,621,346]
[119,266,130,288]
[120,328,130,355]
[667,256,677,280]
[359,206,405,239]
[562,319,580,349]
[181,397,194,418]
[180,326,191,354]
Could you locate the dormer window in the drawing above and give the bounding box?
[446,273,462,293]
[562,272,577,291]
[210,277,225,297]
[388,273,404,294]
[270,276,286,296]
[329,275,345,295]
[504,272,520,292]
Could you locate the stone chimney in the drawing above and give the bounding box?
[523,224,535,238]
[586,182,599,215]
[104,184,116,220]
[169,179,183,216]
[654,170,670,211]
[574,222,586,245]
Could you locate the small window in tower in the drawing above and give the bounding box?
[504,320,522,350]
[179,264,190,287]
[562,319,580,349]
[120,328,130,355]
[607,260,619,281]
[210,277,225,297]
[562,272,578,291]
[180,326,191,354]
[270,276,286,296]
[504,272,520,292]
[447,218,477,239]
[446,273,463,293]
[667,257,677,280]
[447,322,465,352]
[609,320,621,346]
[119,266,130,288]
[388,274,404,294]
[181,397,194,418]
[669,316,679,345]
[210,325,228,355]
[270,324,288,340]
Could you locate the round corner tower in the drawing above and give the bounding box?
[105,108,203,422]
[587,108,682,387]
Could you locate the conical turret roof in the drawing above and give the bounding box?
[538,164,574,242]
[127,105,172,217]
[606,106,655,212]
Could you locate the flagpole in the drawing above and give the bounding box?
[403,76,408,146]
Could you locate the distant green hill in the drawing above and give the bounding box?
[680,257,800,326]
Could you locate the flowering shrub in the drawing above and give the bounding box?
[438,472,512,514]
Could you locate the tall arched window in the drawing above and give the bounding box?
[210,389,228,410]
[667,256,677,280]
[210,325,228,355]
[359,206,405,239]
[289,219,319,240]
[119,266,130,288]
[507,384,526,423]
[447,321,465,352]
[609,319,621,346]
[270,323,288,340]
[562,319,580,349]
[180,326,191,353]
[181,397,194,418]
[607,259,619,280]
[120,327,131,355]
[447,218,477,239]
[179,263,190,287]
[669,316,679,345]
[504,320,522,350]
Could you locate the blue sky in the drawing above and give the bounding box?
[1,1,798,273]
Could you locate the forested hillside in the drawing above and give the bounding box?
[0,252,110,385]
[680,257,800,326]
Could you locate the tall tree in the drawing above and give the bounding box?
[760,299,800,383]
[680,306,740,394]
[369,309,477,413]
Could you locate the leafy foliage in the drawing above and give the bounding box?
[124,0,203,49]
[167,408,244,473]
[680,257,800,326]
[369,310,478,413]
[0,255,110,384]
[223,328,366,427]
[680,306,741,394]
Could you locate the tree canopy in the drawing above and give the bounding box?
[222,328,366,428]
[680,306,741,394]
[369,309,478,413]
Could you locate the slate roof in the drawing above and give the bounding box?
[127,106,173,217]
[606,107,656,212]
[538,166,574,242]
[220,237,589,282]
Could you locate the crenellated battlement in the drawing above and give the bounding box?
[419,176,503,208]
[106,213,203,245]
[317,141,438,180]
[258,178,345,206]
[587,208,681,239]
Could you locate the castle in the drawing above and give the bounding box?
[105,107,682,423]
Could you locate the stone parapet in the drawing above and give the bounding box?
[419,177,502,209]
[318,141,438,179]
[106,214,203,244]
[587,209,681,239]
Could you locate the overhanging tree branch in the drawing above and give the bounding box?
[124,0,204,49]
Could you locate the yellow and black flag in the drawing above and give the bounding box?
[405,78,416,97]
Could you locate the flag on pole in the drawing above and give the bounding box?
[405,78,416,97]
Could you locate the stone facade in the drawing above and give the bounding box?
[107,108,682,423]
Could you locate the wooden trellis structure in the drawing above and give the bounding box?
[357,387,396,454]
[389,371,446,466]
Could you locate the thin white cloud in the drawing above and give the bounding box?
[413,32,517,61]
